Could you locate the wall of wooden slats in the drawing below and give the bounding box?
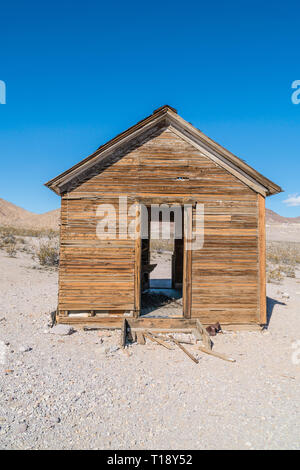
[60,196,135,311]
[59,129,260,323]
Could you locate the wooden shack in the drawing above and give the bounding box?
[45,105,282,330]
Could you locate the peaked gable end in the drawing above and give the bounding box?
[64,128,261,198]
[45,105,282,196]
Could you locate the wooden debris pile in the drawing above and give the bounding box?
[117,319,236,364]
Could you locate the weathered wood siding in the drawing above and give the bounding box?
[59,128,260,323]
[59,197,135,311]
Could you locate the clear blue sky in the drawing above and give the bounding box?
[0,0,299,215]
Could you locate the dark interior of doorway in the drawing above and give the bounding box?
[140,208,184,318]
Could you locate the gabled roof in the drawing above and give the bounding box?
[45,105,282,196]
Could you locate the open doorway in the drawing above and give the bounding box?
[140,206,184,318]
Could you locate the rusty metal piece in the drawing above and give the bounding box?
[206,322,222,336]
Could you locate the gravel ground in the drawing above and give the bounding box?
[267,223,300,242]
[0,249,299,450]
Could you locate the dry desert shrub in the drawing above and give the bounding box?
[0,229,32,256]
[0,226,59,259]
[0,232,16,246]
[150,239,174,252]
[0,226,59,238]
[267,241,300,283]
[46,229,58,240]
[0,232,17,257]
[267,242,300,265]
[266,267,284,283]
[36,240,59,267]
[278,264,296,278]
[5,242,17,257]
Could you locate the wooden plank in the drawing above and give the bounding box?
[198,346,236,363]
[133,328,194,334]
[258,194,266,324]
[192,328,202,342]
[183,205,192,319]
[152,333,193,345]
[120,318,127,348]
[196,319,212,350]
[136,332,145,345]
[169,335,199,364]
[144,332,173,350]
[58,315,262,330]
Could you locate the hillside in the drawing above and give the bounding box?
[266,208,300,224]
[0,198,299,231]
[0,198,60,230]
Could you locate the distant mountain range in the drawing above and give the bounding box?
[0,198,299,230]
[266,208,300,224]
[0,198,60,230]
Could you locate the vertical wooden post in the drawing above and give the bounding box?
[183,205,192,319]
[258,194,266,324]
[120,318,127,348]
[57,197,65,315]
[134,203,141,317]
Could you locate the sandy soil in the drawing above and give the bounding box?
[267,223,300,242]
[0,246,299,450]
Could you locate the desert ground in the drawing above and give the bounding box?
[0,221,299,450]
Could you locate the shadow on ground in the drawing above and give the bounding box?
[266,296,286,327]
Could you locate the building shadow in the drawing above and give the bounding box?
[265,296,286,328]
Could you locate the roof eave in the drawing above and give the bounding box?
[45,105,282,198]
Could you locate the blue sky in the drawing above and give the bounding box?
[0,0,299,215]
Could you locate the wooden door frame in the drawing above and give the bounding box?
[183,205,193,318]
[134,202,193,319]
[134,203,142,317]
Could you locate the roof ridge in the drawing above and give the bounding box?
[45,106,282,197]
